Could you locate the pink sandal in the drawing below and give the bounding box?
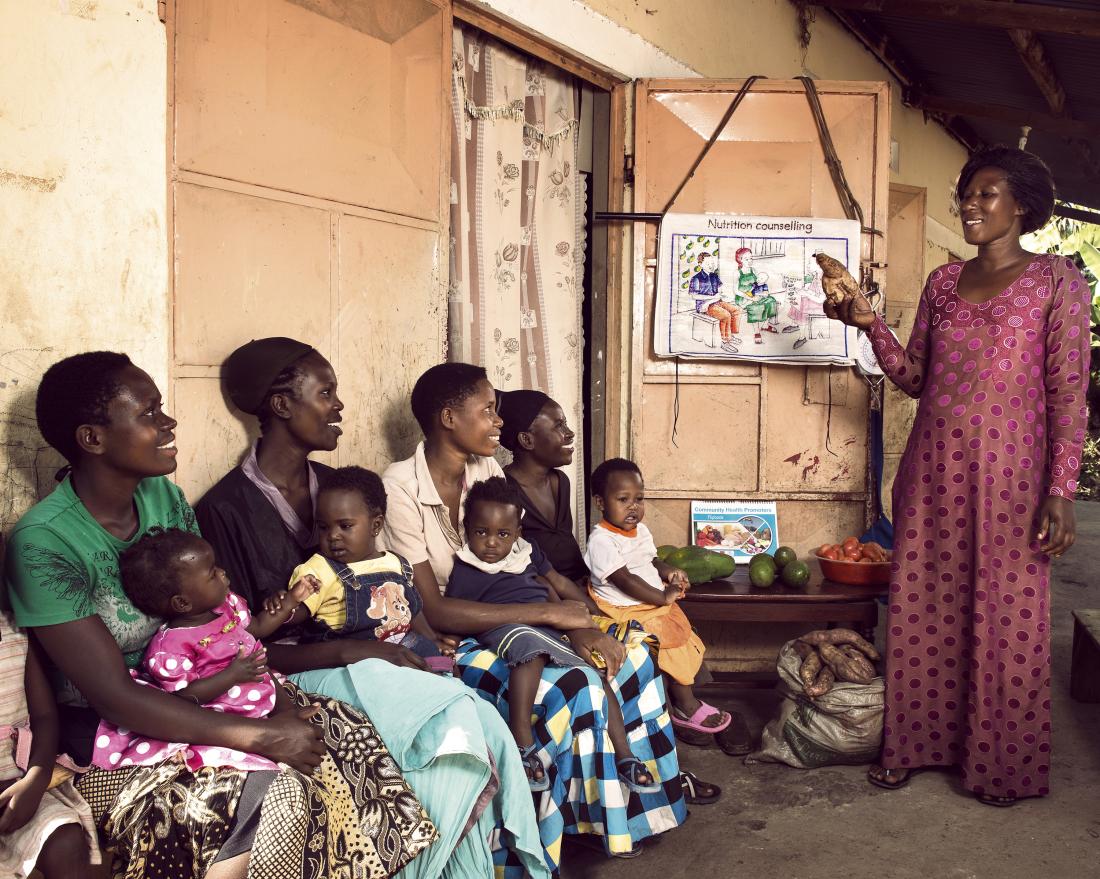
[671,702,732,734]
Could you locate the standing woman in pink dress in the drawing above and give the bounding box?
[826,147,1090,806]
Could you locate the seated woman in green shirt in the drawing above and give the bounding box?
[3,352,439,879]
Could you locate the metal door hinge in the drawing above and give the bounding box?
[623,153,635,186]
[158,0,167,23]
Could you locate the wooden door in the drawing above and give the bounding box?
[630,79,891,555]
[168,0,450,500]
[881,183,927,510]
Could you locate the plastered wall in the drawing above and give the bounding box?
[0,0,168,530]
[579,0,968,233]
[0,0,974,543]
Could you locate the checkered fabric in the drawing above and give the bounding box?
[456,634,686,875]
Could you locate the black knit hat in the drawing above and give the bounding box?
[222,337,314,415]
[497,389,551,452]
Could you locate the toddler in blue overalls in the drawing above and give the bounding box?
[267,466,447,663]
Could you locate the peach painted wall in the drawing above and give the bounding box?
[0,0,168,530]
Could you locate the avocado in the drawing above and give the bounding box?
[667,545,735,584]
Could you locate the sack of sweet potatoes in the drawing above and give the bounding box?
[746,635,884,769]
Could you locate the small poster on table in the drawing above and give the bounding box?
[690,500,779,564]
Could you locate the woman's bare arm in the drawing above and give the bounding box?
[412,561,593,635]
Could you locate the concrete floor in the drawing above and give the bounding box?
[561,503,1100,879]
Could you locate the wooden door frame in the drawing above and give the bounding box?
[452,0,632,458]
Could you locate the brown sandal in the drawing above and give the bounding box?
[867,766,911,790]
[976,793,1017,807]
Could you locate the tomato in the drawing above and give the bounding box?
[858,556,875,563]
[822,547,841,561]
[817,544,832,556]
[844,548,862,562]
[842,536,860,553]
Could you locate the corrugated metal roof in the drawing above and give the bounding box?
[827,6,1100,212]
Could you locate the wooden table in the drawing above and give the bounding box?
[679,568,887,642]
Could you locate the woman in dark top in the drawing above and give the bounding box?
[498,390,588,584]
[197,339,550,878]
[195,337,335,612]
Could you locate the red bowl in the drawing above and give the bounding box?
[815,554,891,586]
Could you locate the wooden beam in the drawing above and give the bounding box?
[1005,28,1066,115]
[812,0,1100,37]
[904,91,1100,140]
[452,0,627,91]
[1004,25,1100,179]
[1054,203,1100,226]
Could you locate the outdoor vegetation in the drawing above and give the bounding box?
[1024,215,1100,499]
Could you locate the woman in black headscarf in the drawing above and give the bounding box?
[498,390,588,584]
[196,338,550,879]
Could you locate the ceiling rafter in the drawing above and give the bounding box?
[811,0,1100,38]
[1003,23,1100,180]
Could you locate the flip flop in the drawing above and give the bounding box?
[680,770,721,805]
[519,743,549,792]
[867,766,912,790]
[671,702,732,734]
[616,757,662,794]
[976,793,1017,808]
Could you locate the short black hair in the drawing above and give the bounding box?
[319,465,387,516]
[955,147,1055,235]
[590,457,643,497]
[257,358,310,432]
[410,362,489,436]
[463,476,523,527]
[120,527,204,618]
[35,351,134,463]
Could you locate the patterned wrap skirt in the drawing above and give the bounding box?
[75,681,437,879]
[456,633,686,874]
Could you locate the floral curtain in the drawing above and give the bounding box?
[449,25,587,540]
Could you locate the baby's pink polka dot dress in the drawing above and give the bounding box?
[868,254,1089,798]
[92,591,280,772]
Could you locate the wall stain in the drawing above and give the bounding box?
[64,0,98,19]
[783,450,804,465]
[0,170,60,193]
[801,454,820,481]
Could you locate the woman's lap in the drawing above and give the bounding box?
[292,660,550,879]
[455,638,686,872]
[77,683,437,879]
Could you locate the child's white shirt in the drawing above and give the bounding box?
[584,521,663,606]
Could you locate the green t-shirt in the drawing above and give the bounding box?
[5,475,199,705]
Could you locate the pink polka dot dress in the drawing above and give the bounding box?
[868,255,1089,799]
[91,591,281,773]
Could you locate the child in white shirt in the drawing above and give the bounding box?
[584,458,732,736]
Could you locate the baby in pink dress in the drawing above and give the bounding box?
[91,528,318,773]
